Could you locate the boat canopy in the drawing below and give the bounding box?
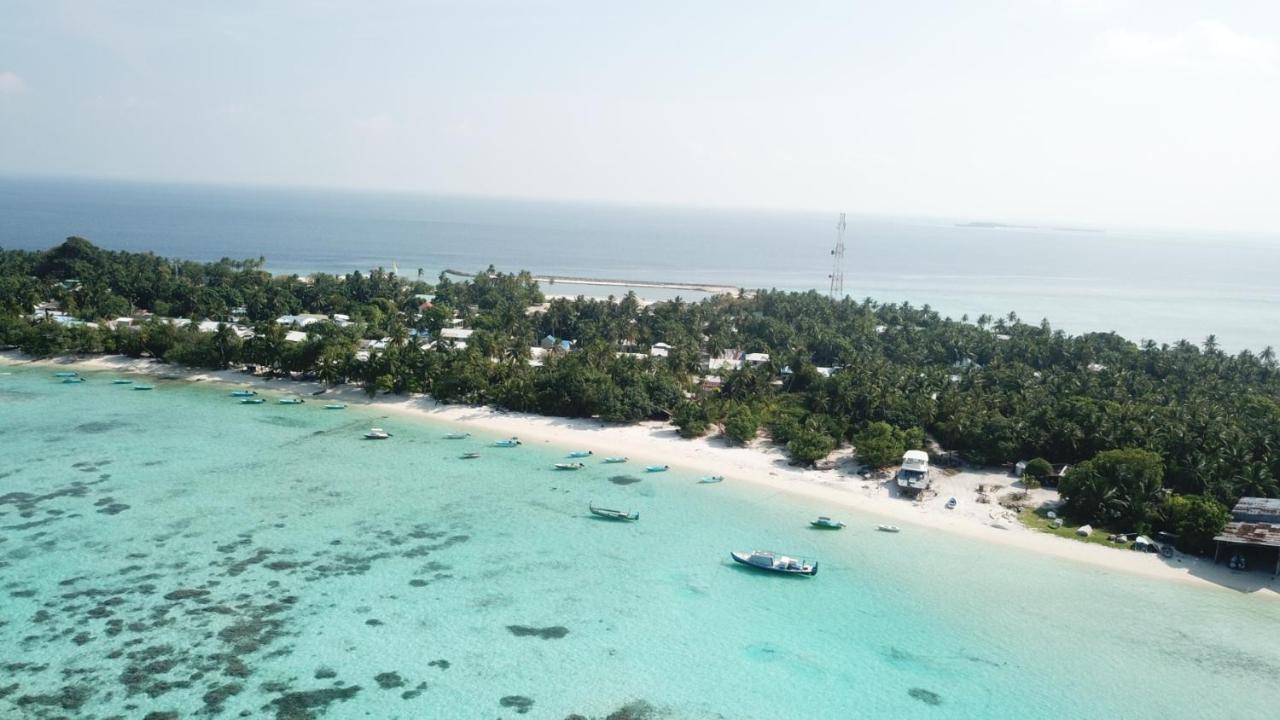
[902,450,930,472]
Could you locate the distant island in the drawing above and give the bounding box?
[958,221,1104,233]
[4,237,1276,559]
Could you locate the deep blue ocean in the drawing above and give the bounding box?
[2,175,1277,351]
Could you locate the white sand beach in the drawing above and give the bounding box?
[6,351,1277,597]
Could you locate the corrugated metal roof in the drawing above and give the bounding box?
[1232,497,1280,522]
[1214,521,1280,549]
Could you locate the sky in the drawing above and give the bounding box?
[1,0,1278,233]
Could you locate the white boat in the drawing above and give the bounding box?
[554,462,585,471]
[567,450,593,458]
[603,456,628,463]
[461,452,481,459]
[324,403,346,410]
[230,390,257,397]
[876,525,901,533]
[896,449,932,497]
[730,550,818,576]
[494,438,521,447]
[697,475,723,484]
[365,428,391,440]
[240,397,264,404]
[112,379,133,385]
[645,465,670,473]
[444,432,470,439]
[589,503,638,521]
[54,371,79,377]
[278,397,304,405]
[810,516,845,529]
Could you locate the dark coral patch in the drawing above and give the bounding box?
[268,685,361,720]
[608,475,641,485]
[374,672,404,689]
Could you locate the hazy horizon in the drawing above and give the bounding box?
[2,1,1279,234]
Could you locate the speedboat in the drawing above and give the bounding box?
[461,452,481,459]
[567,450,593,458]
[810,516,845,529]
[240,397,264,404]
[278,397,304,404]
[589,503,638,521]
[444,432,470,439]
[133,385,154,391]
[554,462,585,470]
[697,475,723,484]
[365,428,391,440]
[230,390,257,397]
[603,456,628,463]
[112,379,133,385]
[945,497,958,510]
[645,465,670,473]
[493,438,521,447]
[877,525,901,533]
[731,550,818,576]
[54,371,79,377]
[324,403,346,410]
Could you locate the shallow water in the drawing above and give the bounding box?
[2,367,1279,719]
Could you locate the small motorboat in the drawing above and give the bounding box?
[945,497,958,510]
[278,397,304,405]
[61,377,86,384]
[603,456,628,463]
[240,397,265,404]
[54,371,79,378]
[324,403,346,410]
[112,379,133,385]
[493,438,521,447]
[645,465,670,473]
[589,503,638,521]
[730,550,818,576]
[444,432,471,439]
[554,462,585,471]
[461,452,481,459]
[567,450,593,458]
[697,475,723,484]
[876,525,901,533]
[133,385,155,391]
[810,516,845,530]
[365,428,391,440]
[230,390,257,397]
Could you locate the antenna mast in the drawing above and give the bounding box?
[828,212,846,299]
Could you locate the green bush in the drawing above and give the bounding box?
[854,422,922,468]
[1159,495,1230,555]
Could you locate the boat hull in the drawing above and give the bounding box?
[730,552,818,576]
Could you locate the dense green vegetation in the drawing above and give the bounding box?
[4,238,1278,546]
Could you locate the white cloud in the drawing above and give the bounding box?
[1098,21,1278,74]
[0,71,25,95]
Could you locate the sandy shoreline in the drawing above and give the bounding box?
[5,351,1276,598]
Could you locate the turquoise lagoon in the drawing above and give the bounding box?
[2,366,1279,719]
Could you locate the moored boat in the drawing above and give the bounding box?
[133,384,154,391]
[112,379,133,384]
[554,462,585,470]
[54,371,79,377]
[589,503,638,521]
[364,427,391,440]
[461,452,481,459]
[603,456,628,463]
[567,450,593,458]
[493,438,521,447]
[645,465,670,473]
[730,550,818,576]
[324,403,346,410]
[877,525,901,533]
[240,397,264,404]
[444,432,471,439]
[810,516,845,529]
[278,397,304,404]
[61,377,85,384]
[230,390,257,397]
[697,475,723,484]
